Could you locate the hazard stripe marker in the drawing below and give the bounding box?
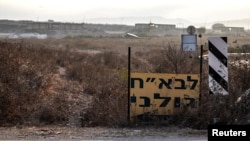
[208,37,228,95]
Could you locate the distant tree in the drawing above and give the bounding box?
[212,23,225,30]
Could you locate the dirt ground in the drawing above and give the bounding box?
[0,125,207,140]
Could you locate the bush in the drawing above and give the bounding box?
[1,38,250,128]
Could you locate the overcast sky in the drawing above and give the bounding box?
[1,0,250,25]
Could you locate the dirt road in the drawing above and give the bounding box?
[0,126,207,141]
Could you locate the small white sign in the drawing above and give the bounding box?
[181,34,197,51]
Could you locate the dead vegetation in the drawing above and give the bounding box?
[0,36,250,128]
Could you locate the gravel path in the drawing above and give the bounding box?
[0,126,207,141]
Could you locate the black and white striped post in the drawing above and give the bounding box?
[208,37,228,95]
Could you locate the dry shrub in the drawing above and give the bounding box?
[147,43,200,74]
[0,41,44,125]
[0,39,130,127]
[78,52,128,127]
[81,75,128,127]
[227,55,250,124]
[1,37,250,128]
[0,40,90,126]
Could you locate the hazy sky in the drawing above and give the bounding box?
[1,0,250,24]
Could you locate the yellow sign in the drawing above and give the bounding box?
[130,73,200,121]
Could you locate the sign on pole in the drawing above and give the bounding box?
[130,73,200,121]
[181,25,197,51]
[181,34,197,51]
[208,37,228,95]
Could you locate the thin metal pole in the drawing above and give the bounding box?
[199,44,203,107]
[128,47,131,122]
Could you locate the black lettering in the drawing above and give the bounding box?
[146,77,155,83]
[131,78,143,88]
[174,79,186,89]
[139,96,150,107]
[154,93,171,107]
[159,78,172,89]
[130,94,136,103]
[187,76,198,89]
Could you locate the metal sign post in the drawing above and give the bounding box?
[181,25,197,51]
[128,47,131,122]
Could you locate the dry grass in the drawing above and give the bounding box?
[0,36,250,128]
